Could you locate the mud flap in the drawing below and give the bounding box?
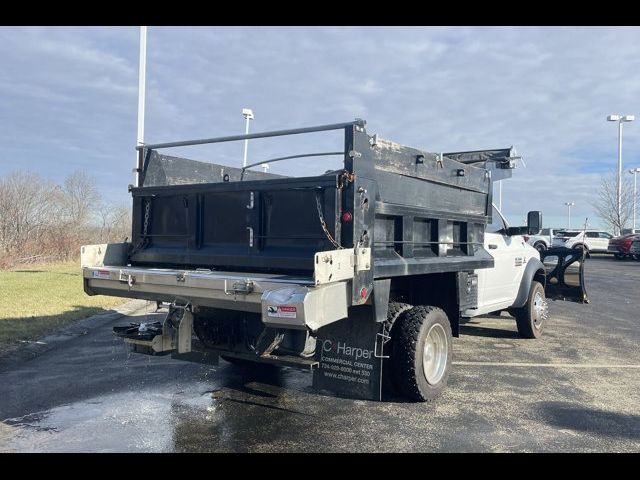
[541,247,589,303]
[313,307,384,401]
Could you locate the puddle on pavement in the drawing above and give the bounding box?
[0,369,346,452]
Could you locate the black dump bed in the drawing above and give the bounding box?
[129,120,515,302]
[130,172,340,274]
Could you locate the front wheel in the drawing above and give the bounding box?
[614,252,625,260]
[512,281,548,339]
[391,306,452,401]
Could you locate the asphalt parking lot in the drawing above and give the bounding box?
[1,255,639,452]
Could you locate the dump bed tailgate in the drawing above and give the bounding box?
[129,175,340,273]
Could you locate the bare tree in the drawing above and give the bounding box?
[593,170,635,234]
[0,169,132,266]
[97,202,131,243]
[60,170,101,226]
[0,171,60,254]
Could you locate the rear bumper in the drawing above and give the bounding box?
[83,266,350,331]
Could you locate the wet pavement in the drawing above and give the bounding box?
[1,255,639,452]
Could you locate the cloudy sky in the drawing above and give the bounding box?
[1,26,639,229]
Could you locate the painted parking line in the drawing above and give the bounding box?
[452,361,640,369]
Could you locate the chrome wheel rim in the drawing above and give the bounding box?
[532,291,548,330]
[422,323,448,385]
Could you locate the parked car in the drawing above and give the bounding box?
[552,229,613,255]
[525,227,563,253]
[609,233,640,260]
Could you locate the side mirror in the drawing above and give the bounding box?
[527,211,542,235]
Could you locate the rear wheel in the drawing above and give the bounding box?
[391,306,452,401]
[614,252,625,260]
[382,302,412,396]
[512,281,548,339]
[534,242,547,253]
[633,254,640,262]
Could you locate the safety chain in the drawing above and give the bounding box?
[315,191,342,249]
[142,198,151,236]
[132,199,151,253]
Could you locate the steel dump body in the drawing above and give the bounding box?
[121,121,496,306]
[82,120,520,401]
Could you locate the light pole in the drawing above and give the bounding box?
[630,167,640,231]
[136,26,148,187]
[607,114,635,235]
[242,108,254,168]
[564,202,575,229]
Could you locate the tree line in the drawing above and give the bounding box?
[0,170,131,268]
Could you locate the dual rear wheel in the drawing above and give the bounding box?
[386,304,453,401]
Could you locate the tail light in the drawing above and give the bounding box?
[522,235,530,242]
[623,238,633,248]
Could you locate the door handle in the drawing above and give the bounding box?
[488,244,498,249]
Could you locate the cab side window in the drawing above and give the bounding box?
[487,206,507,233]
[599,232,612,239]
[586,232,599,238]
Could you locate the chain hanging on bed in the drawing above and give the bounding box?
[315,191,342,249]
[132,199,151,253]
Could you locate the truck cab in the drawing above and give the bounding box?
[469,205,539,316]
[466,205,587,339]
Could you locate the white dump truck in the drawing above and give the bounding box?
[81,120,587,401]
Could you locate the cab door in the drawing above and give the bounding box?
[540,247,589,303]
[478,206,528,308]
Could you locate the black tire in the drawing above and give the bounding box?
[614,252,625,260]
[512,281,547,339]
[534,242,547,253]
[382,302,412,396]
[633,254,640,262]
[391,306,452,402]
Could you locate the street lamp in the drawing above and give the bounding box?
[564,202,575,229]
[135,26,147,187]
[607,114,635,235]
[630,167,640,231]
[242,108,254,168]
